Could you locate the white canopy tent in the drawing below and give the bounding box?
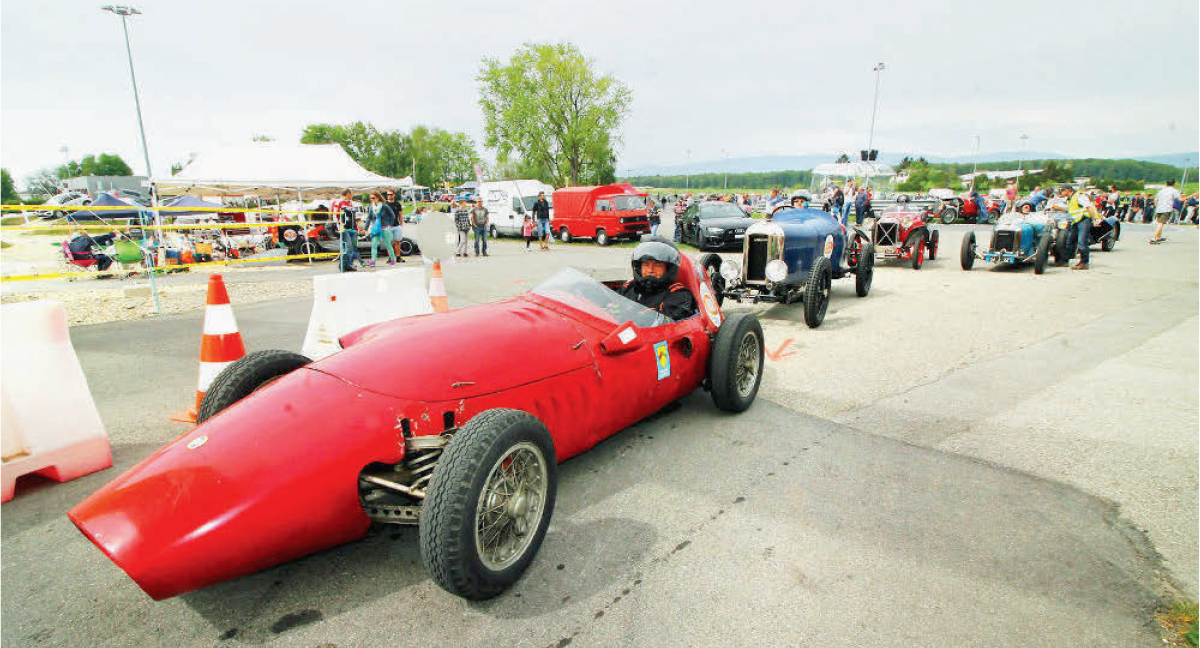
[811,161,896,179]
[154,142,413,198]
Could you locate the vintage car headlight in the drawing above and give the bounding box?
[720,259,741,282]
[1057,219,1069,229]
[765,259,787,282]
[706,227,724,234]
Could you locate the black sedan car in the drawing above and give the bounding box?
[677,201,758,250]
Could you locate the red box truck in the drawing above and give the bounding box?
[551,183,650,246]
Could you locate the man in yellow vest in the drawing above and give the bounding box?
[1061,185,1099,270]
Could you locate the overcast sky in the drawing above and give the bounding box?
[2,0,1198,185]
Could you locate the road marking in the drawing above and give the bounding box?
[767,339,796,361]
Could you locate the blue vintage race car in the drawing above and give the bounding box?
[960,212,1064,274]
[702,207,874,328]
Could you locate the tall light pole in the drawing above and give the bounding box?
[970,135,981,189]
[102,4,162,314]
[102,6,152,181]
[722,149,729,191]
[1017,133,1029,174]
[866,63,885,157]
[685,149,691,193]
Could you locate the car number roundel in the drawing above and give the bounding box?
[698,280,722,327]
[823,235,835,258]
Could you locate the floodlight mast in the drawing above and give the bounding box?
[101,5,152,181]
[866,63,885,158]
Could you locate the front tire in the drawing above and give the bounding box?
[420,409,557,600]
[1101,226,1117,251]
[399,238,416,256]
[559,227,571,244]
[1053,229,1069,265]
[855,242,874,297]
[197,350,311,423]
[960,231,976,270]
[595,229,610,246]
[927,229,940,260]
[803,256,832,328]
[906,232,925,270]
[709,313,764,412]
[1034,233,1050,275]
[489,225,498,239]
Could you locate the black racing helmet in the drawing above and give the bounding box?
[630,239,682,291]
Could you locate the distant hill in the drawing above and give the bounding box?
[620,151,1197,176]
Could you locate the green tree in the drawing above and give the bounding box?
[24,169,61,197]
[301,121,480,188]
[55,153,133,178]
[835,153,851,164]
[1,168,17,203]
[251,134,274,142]
[478,42,631,186]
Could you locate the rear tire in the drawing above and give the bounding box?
[399,238,416,256]
[1034,233,1050,275]
[960,230,976,270]
[197,350,311,423]
[420,409,556,600]
[803,256,832,328]
[559,227,571,244]
[709,313,764,412]
[1101,225,1117,251]
[698,253,725,306]
[940,208,958,225]
[595,229,610,246]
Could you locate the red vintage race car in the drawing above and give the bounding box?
[867,204,940,269]
[68,253,763,601]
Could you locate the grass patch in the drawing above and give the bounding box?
[1,241,12,249]
[1,216,27,226]
[1157,600,1198,647]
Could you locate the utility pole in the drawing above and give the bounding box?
[685,149,691,193]
[722,149,729,191]
[970,135,981,189]
[1017,133,1029,174]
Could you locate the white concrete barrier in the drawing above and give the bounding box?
[302,267,433,360]
[1,301,111,502]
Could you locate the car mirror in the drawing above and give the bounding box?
[598,321,646,355]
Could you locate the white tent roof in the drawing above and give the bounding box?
[812,162,896,178]
[155,142,413,197]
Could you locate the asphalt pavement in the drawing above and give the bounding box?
[2,219,1196,647]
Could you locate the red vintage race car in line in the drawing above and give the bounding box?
[867,203,940,269]
[68,253,764,601]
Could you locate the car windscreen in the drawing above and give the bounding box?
[700,203,747,219]
[532,267,668,327]
[612,196,645,212]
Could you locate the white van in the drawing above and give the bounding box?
[479,179,555,237]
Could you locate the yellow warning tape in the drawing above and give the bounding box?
[1,221,329,232]
[0,252,340,283]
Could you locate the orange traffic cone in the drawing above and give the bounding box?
[171,274,247,423]
[429,261,449,313]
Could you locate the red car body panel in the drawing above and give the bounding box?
[551,183,651,240]
[69,256,723,600]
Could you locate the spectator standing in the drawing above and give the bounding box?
[1151,179,1181,243]
[969,187,987,224]
[1005,181,1019,212]
[453,200,471,257]
[332,189,361,272]
[470,199,490,256]
[531,191,551,251]
[385,190,406,261]
[854,189,869,225]
[832,188,845,221]
[842,181,856,223]
[1064,186,1098,269]
[364,191,398,266]
[648,197,661,236]
[673,197,687,242]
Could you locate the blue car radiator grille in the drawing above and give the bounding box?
[992,231,1018,252]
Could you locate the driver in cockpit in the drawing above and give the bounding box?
[616,238,697,322]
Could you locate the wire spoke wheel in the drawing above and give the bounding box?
[735,330,761,398]
[474,442,548,572]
